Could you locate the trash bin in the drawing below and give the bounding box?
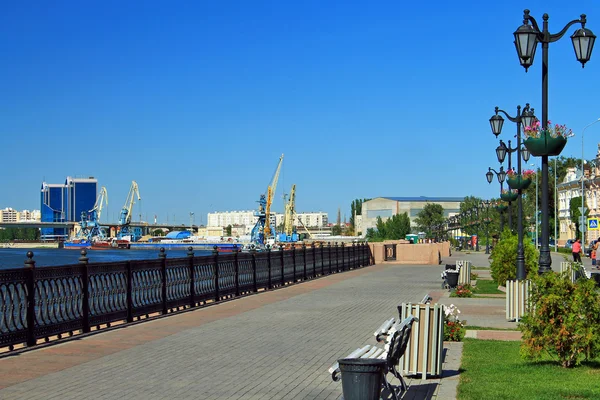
[338,358,386,400]
[446,270,459,288]
[445,264,457,271]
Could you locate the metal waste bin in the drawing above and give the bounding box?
[338,358,386,400]
[446,270,459,288]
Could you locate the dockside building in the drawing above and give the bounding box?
[40,176,97,240]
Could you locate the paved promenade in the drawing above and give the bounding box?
[2,249,587,399]
[0,262,454,400]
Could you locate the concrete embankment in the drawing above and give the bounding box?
[1,242,59,249]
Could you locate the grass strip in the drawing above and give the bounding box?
[464,326,518,331]
[473,279,504,294]
[458,339,600,400]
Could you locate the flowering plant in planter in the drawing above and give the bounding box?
[523,119,573,139]
[444,304,466,342]
[450,284,473,298]
[521,169,535,179]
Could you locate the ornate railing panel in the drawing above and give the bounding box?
[33,265,85,340]
[217,254,236,298]
[313,245,323,276]
[88,261,128,327]
[193,258,216,303]
[270,250,283,287]
[283,251,295,283]
[130,259,163,317]
[254,252,270,290]
[305,248,315,279]
[165,258,191,310]
[237,252,254,294]
[0,269,29,348]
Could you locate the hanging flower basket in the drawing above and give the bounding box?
[523,121,571,157]
[500,191,518,202]
[507,175,532,190]
[495,204,508,212]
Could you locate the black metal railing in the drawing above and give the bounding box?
[0,242,372,352]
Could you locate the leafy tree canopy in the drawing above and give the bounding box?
[413,203,445,238]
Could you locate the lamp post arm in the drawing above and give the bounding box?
[496,108,519,123]
[523,10,542,35]
[549,16,587,43]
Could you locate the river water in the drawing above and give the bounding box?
[0,248,212,270]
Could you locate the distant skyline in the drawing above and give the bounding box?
[2,1,600,223]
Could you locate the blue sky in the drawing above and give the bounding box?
[2,1,600,224]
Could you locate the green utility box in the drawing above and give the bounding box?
[406,234,419,244]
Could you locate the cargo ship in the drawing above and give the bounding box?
[63,238,130,250]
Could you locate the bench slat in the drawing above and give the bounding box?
[328,345,372,374]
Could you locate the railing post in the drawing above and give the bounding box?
[341,242,345,271]
[266,245,272,289]
[25,251,36,347]
[159,248,168,314]
[352,242,356,269]
[302,243,307,280]
[292,245,297,282]
[328,242,332,274]
[320,242,324,275]
[280,244,285,286]
[335,242,340,272]
[126,260,133,323]
[188,247,195,308]
[311,243,316,277]
[79,249,90,334]
[251,246,257,293]
[234,245,240,297]
[213,246,220,302]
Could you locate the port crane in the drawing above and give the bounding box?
[78,186,108,241]
[117,181,141,242]
[250,154,284,246]
[277,184,299,242]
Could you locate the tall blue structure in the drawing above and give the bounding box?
[40,176,98,240]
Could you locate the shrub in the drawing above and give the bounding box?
[519,271,600,368]
[450,284,473,298]
[444,304,466,342]
[470,272,478,281]
[489,229,538,285]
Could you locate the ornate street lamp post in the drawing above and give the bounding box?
[487,166,507,233]
[481,200,492,254]
[490,104,535,280]
[514,9,595,273]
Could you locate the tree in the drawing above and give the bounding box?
[569,196,588,240]
[386,213,411,240]
[152,229,165,237]
[349,198,370,235]
[226,225,232,236]
[413,203,445,238]
[365,213,411,242]
[331,225,342,236]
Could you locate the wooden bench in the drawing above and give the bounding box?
[328,315,418,400]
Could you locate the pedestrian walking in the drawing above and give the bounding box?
[572,239,582,263]
[595,241,600,269]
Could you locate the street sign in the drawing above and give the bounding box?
[588,218,599,231]
[579,206,588,214]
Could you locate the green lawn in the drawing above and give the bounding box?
[458,339,600,400]
[463,326,518,331]
[474,279,504,295]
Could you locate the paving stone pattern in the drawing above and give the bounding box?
[0,265,444,400]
